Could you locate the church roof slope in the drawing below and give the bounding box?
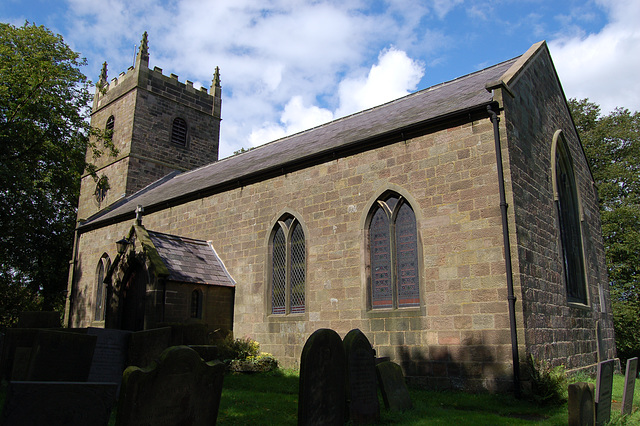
[146,230,235,286]
[78,53,521,231]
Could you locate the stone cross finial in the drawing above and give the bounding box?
[136,32,150,68]
[135,205,144,225]
[99,62,108,85]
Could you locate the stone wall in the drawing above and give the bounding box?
[503,46,615,371]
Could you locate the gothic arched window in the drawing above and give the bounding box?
[553,131,587,304]
[368,193,419,309]
[94,254,111,321]
[190,289,203,319]
[105,115,115,140]
[270,215,305,315]
[171,117,188,146]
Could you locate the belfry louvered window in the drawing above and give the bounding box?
[553,131,587,304]
[271,216,305,314]
[171,117,188,146]
[369,193,419,309]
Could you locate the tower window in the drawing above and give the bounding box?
[95,254,111,321]
[105,115,114,140]
[171,117,188,146]
[270,215,305,315]
[190,289,202,319]
[367,192,420,309]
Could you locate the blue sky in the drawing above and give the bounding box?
[2,0,639,158]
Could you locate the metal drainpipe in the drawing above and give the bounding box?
[487,104,521,397]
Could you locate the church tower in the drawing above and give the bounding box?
[77,32,222,220]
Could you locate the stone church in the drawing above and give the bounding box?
[65,33,616,391]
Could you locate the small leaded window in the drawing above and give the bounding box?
[271,216,305,314]
[171,117,188,146]
[105,115,114,140]
[95,254,111,321]
[190,289,202,318]
[554,133,587,304]
[369,193,419,309]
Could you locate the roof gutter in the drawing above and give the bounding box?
[487,103,521,398]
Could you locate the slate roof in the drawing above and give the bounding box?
[146,230,235,286]
[79,54,521,231]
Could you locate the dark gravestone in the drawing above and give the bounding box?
[27,329,97,381]
[343,329,380,423]
[127,326,172,368]
[87,327,132,388]
[1,328,39,381]
[622,357,638,415]
[596,320,606,363]
[376,361,413,411]
[189,344,219,362]
[298,328,347,426]
[116,345,225,426]
[568,382,595,426]
[1,381,117,426]
[595,359,615,426]
[17,311,61,328]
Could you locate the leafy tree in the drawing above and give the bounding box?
[0,22,113,326]
[569,98,640,366]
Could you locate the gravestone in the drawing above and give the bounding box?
[189,345,219,362]
[27,329,97,381]
[621,357,638,415]
[17,311,61,328]
[595,321,606,363]
[595,359,615,426]
[1,381,117,426]
[1,328,39,381]
[87,327,132,389]
[376,361,413,411]
[298,328,347,426]
[127,326,172,368]
[568,382,595,426]
[116,345,225,426]
[343,329,380,423]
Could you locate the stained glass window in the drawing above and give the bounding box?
[369,193,419,309]
[271,216,305,314]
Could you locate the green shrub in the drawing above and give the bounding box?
[218,335,261,362]
[523,355,568,405]
[229,352,279,373]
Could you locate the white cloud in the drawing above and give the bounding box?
[549,0,640,114]
[336,47,424,117]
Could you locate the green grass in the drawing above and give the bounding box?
[216,370,640,425]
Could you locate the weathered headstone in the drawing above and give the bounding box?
[87,327,132,388]
[17,311,61,328]
[376,361,413,411]
[596,321,606,363]
[127,326,172,368]
[622,357,638,415]
[116,345,225,426]
[26,329,97,381]
[298,328,347,426]
[343,329,380,423]
[1,328,39,381]
[568,382,595,426]
[1,381,117,426]
[595,359,615,426]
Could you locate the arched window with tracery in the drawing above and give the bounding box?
[270,215,305,315]
[190,289,203,319]
[94,254,111,321]
[368,192,420,309]
[552,130,587,304]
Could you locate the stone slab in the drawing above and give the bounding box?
[568,382,595,426]
[298,328,347,426]
[376,361,413,412]
[17,311,61,328]
[116,345,225,426]
[87,327,132,389]
[26,329,97,382]
[622,357,638,416]
[595,359,615,426]
[0,381,117,426]
[343,329,380,423]
[127,327,172,368]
